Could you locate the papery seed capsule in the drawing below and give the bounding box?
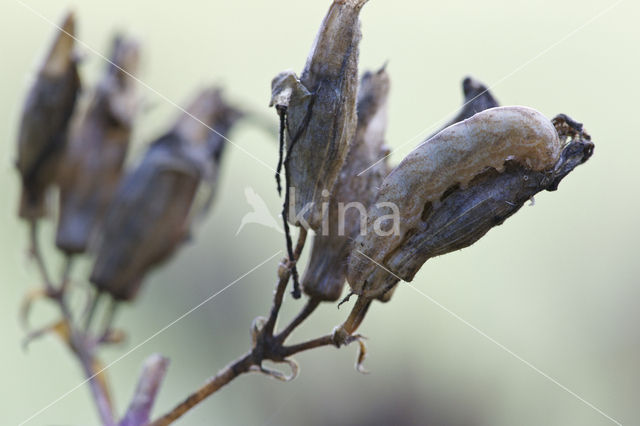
[89,89,240,301]
[347,106,563,298]
[302,66,390,301]
[270,0,366,231]
[56,35,140,254]
[16,12,80,220]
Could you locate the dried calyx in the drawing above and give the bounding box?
[270,0,366,297]
[90,89,242,301]
[302,65,391,302]
[16,11,81,220]
[347,108,594,299]
[56,35,140,254]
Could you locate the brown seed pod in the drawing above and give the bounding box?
[270,0,366,230]
[56,35,140,254]
[347,107,586,299]
[89,89,241,301]
[15,12,81,220]
[302,66,390,302]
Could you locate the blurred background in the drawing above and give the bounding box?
[1,0,638,425]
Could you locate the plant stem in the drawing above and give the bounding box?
[147,352,255,426]
[28,221,115,426]
[275,297,320,343]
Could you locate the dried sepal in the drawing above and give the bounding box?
[250,316,267,347]
[89,89,241,301]
[270,0,366,230]
[355,338,369,374]
[56,35,140,254]
[302,66,390,301]
[250,358,299,382]
[348,109,593,299]
[16,11,81,219]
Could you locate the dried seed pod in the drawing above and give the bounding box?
[170,88,242,218]
[433,76,499,137]
[270,0,366,230]
[16,12,80,220]
[347,106,570,299]
[89,89,240,301]
[302,66,390,301]
[56,35,140,254]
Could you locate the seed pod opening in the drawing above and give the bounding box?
[16,12,81,220]
[56,35,140,254]
[347,106,577,299]
[270,0,366,231]
[89,89,240,301]
[302,66,390,301]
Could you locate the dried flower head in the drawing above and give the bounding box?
[347,106,588,299]
[56,35,140,254]
[270,0,367,231]
[302,66,390,301]
[16,12,80,220]
[89,89,241,300]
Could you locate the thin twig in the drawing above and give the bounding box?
[262,271,291,338]
[263,229,308,337]
[28,221,116,426]
[74,344,115,426]
[28,220,54,292]
[275,297,320,343]
[147,352,255,426]
[282,335,335,357]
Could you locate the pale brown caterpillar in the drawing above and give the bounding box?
[347,106,562,298]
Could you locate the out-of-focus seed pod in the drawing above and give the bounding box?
[56,35,140,254]
[172,88,243,218]
[347,106,575,299]
[302,66,390,302]
[16,12,80,220]
[270,0,366,231]
[89,89,241,301]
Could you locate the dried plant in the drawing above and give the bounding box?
[56,35,140,254]
[14,2,595,425]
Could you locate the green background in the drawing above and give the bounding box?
[1,0,638,425]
